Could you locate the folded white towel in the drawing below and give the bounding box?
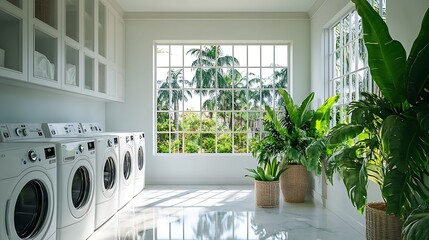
[34,51,55,80]
[65,64,77,86]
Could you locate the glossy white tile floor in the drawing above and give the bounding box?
[89,185,363,240]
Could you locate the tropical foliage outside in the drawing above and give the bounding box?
[156,44,289,153]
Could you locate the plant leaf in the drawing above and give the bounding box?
[329,145,367,213]
[311,95,339,138]
[327,124,364,145]
[352,0,407,104]
[381,114,429,173]
[407,43,429,104]
[382,168,428,218]
[402,200,429,240]
[278,88,295,116]
[406,8,429,104]
[296,92,315,127]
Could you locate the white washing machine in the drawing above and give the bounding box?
[80,123,135,210]
[132,132,146,196]
[0,123,96,240]
[0,142,57,240]
[42,123,120,230]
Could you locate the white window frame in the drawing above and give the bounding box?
[327,0,386,124]
[154,43,291,154]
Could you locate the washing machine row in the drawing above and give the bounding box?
[80,122,147,202]
[0,122,146,240]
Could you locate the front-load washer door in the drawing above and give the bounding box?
[136,144,145,176]
[122,148,132,186]
[102,151,117,199]
[68,158,94,219]
[6,171,54,240]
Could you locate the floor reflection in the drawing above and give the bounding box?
[89,185,363,240]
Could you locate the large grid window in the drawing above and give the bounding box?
[328,0,386,124]
[155,44,289,154]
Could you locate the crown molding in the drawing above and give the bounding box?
[124,12,310,21]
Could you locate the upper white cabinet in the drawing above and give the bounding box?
[0,0,125,101]
[0,0,28,82]
[29,0,61,88]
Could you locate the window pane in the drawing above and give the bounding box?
[248,45,260,66]
[275,45,288,67]
[234,133,247,153]
[274,68,288,88]
[234,113,247,131]
[157,45,169,67]
[261,45,274,67]
[233,68,247,88]
[184,45,200,67]
[217,133,232,153]
[170,45,183,67]
[201,133,216,153]
[234,45,247,66]
[184,133,200,153]
[248,68,261,88]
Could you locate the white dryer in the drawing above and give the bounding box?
[132,132,146,196]
[42,123,120,230]
[80,123,135,210]
[0,142,57,240]
[0,123,96,240]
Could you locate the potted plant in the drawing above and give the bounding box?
[245,156,286,207]
[253,89,338,203]
[326,0,429,239]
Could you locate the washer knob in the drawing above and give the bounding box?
[78,145,84,153]
[107,139,113,147]
[28,150,38,162]
[22,128,29,136]
[15,128,23,136]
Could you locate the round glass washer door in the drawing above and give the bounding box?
[123,151,132,182]
[137,146,144,172]
[68,158,94,219]
[102,152,117,199]
[7,171,54,240]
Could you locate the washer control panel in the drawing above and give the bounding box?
[42,123,84,138]
[80,122,103,134]
[0,123,45,142]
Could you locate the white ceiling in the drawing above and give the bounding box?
[114,0,319,13]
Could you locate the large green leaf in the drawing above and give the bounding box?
[382,169,428,218]
[328,145,367,213]
[381,114,429,173]
[327,124,364,145]
[296,92,315,127]
[304,139,325,175]
[402,201,429,240]
[278,89,296,118]
[352,0,407,104]
[311,95,339,138]
[406,8,429,104]
[407,43,429,104]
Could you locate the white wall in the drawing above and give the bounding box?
[105,15,311,184]
[0,82,106,125]
[310,0,429,235]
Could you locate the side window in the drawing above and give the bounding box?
[327,0,386,124]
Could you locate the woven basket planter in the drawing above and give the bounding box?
[366,202,403,240]
[254,180,279,208]
[280,164,309,203]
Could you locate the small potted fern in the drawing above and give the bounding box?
[245,156,286,208]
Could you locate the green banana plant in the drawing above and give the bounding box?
[261,89,338,175]
[327,0,429,239]
[245,156,286,181]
